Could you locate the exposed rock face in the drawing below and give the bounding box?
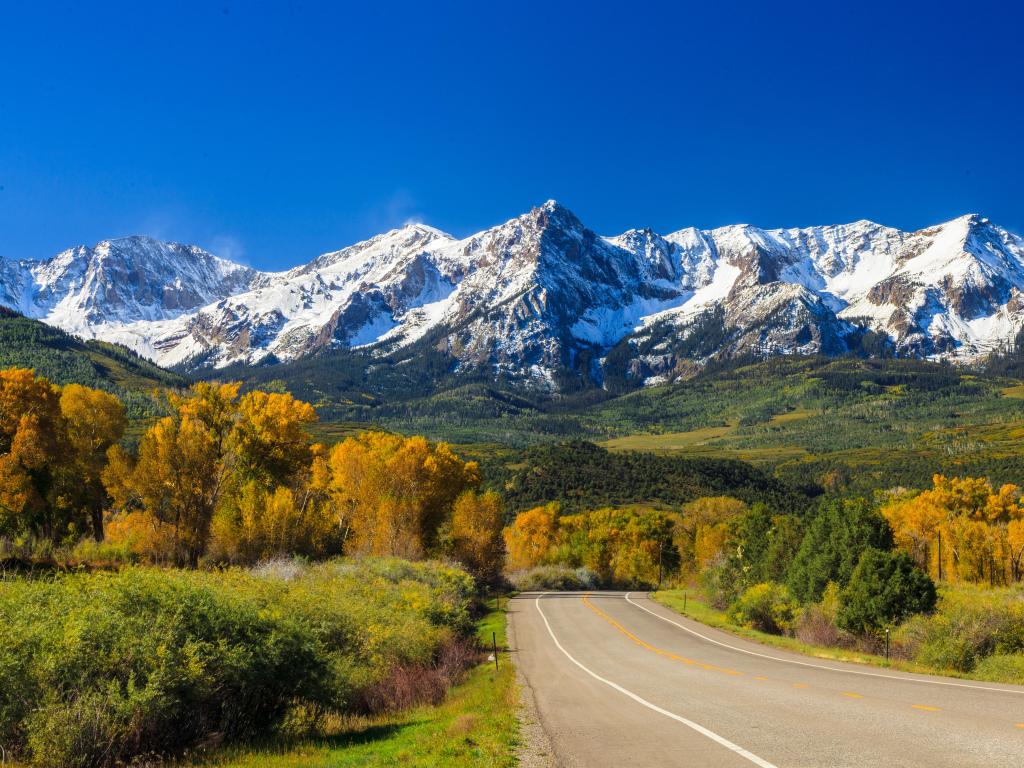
[3,205,1024,389]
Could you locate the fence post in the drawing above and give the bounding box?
[492,631,499,671]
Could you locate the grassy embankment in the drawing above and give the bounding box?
[654,585,1024,684]
[192,600,519,768]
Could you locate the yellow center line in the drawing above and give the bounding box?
[842,692,864,699]
[581,595,743,676]
[1015,723,1024,729]
[912,705,941,712]
[792,683,809,689]
[754,676,769,681]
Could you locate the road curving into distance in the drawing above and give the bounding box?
[507,591,1024,767]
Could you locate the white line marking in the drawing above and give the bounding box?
[624,592,1024,695]
[535,593,778,768]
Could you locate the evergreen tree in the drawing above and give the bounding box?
[837,548,937,634]
[787,498,894,603]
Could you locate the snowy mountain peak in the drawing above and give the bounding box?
[3,206,1023,388]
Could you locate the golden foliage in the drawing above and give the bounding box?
[104,510,178,563]
[209,480,340,563]
[324,432,480,558]
[676,496,748,573]
[883,475,1024,584]
[3,368,493,571]
[103,382,326,565]
[0,369,125,541]
[60,384,127,540]
[505,504,678,587]
[503,502,560,571]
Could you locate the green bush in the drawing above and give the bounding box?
[0,558,475,768]
[728,582,798,635]
[897,586,1024,672]
[700,552,743,609]
[837,549,936,635]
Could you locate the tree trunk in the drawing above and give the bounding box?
[91,506,104,542]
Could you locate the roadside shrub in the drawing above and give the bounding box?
[973,653,1024,684]
[837,549,936,635]
[795,582,847,647]
[897,586,1024,672]
[507,565,599,591]
[728,582,798,635]
[0,558,475,767]
[359,635,480,714]
[700,552,743,609]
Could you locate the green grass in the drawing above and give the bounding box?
[1001,383,1024,399]
[653,588,1024,684]
[190,602,519,768]
[602,424,735,452]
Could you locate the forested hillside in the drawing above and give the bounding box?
[317,355,1024,495]
[483,441,815,515]
[0,307,186,418]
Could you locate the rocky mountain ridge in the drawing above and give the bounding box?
[3,203,1023,389]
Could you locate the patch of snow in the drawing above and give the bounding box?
[350,312,400,348]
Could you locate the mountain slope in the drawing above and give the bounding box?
[3,204,1024,391]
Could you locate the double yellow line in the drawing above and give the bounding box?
[582,594,742,676]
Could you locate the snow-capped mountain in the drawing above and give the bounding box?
[3,203,1023,389]
[0,237,264,357]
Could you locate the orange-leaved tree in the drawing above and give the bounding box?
[323,432,480,558]
[0,369,122,543]
[450,490,505,584]
[676,496,747,574]
[104,382,321,565]
[503,502,560,572]
[59,383,126,541]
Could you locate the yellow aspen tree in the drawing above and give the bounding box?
[503,502,560,571]
[60,384,127,541]
[450,490,505,584]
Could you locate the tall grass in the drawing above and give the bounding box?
[0,558,475,768]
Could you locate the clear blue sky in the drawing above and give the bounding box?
[2,0,1022,269]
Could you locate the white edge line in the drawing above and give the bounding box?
[535,592,778,768]
[624,592,1024,695]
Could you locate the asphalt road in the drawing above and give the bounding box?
[507,591,1024,767]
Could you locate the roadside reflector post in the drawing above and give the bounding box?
[683,592,687,613]
[885,628,890,662]
[493,631,499,671]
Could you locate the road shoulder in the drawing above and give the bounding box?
[507,597,558,768]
